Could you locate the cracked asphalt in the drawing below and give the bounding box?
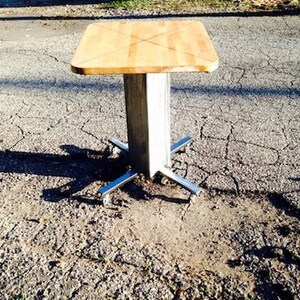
[0,12,299,300]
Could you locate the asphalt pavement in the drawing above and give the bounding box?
[0,13,299,299]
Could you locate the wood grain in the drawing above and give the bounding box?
[124,73,170,177]
[71,20,219,75]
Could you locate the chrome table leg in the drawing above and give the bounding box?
[104,136,199,203]
[98,169,138,205]
[171,136,192,154]
[159,166,201,203]
[109,136,192,155]
[109,138,129,153]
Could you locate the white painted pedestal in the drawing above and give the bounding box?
[99,73,201,204]
[124,73,171,177]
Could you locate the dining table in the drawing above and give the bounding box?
[71,20,219,204]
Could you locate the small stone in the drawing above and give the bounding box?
[55,260,66,268]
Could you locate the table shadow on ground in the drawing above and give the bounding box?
[0,145,188,204]
[1,77,299,98]
[267,192,300,220]
[228,244,299,300]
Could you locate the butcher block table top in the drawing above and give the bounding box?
[71,20,219,75]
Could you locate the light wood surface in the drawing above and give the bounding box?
[71,20,219,75]
[124,73,170,177]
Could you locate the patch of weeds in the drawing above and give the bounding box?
[91,252,114,263]
[12,295,29,300]
[109,0,152,9]
[143,258,152,276]
[91,254,107,262]
[115,240,123,250]
[238,0,254,9]
[97,0,236,11]
[27,215,51,224]
[97,0,298,12]
[167,0,234,10]
[38,215,51,223]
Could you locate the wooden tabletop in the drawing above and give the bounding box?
[71,20,219,75]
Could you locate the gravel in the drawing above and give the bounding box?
[0,8,299,300]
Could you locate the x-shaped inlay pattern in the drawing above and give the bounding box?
[71,20,219,75]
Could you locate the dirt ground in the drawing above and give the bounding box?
[0,5,299,300]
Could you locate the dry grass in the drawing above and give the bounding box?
[104,0,234,10]
[98,0,299,12]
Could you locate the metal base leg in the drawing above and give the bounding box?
[101,136,199,204]
[109,137,129,153]
[159,166,201,203]
[98,169,138,205]
[109,136,192,155]
[171,136,192,154]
